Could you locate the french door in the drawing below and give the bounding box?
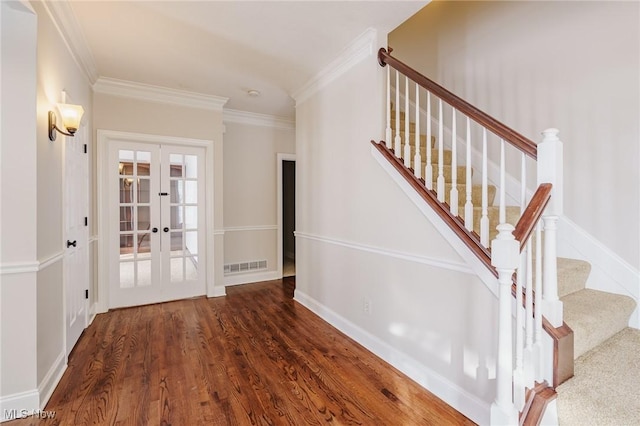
[108,141,205,308]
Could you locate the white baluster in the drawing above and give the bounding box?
[404,75,411,167]
[437,99,445,201]
[414,83,421,179]
[534,222,544,380]
[450,108,458,215]
[425,92,433,190]
[385,66,392,149]
[538,128,564,327]
[464,117,473,231]
[490,223,520,426]
[394,70,401,158]
[524,238,535,385]
[499,139,506,225]
[480,129,489,247]
[514,247,525,410]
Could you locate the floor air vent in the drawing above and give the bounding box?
[224,260,267,274]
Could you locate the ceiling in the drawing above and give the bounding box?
[67,1,428,118]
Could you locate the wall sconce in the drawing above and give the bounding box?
[48,103,84,141]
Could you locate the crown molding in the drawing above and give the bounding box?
[223,109,294,130]
[292,27,377,105]
[93,77,229,111]
[41,0,99,84]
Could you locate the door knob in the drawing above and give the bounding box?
[66,240,77,248]
[163,227,169,233]
[152,227,158,233]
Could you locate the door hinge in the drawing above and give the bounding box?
[84,217,88,226]
[84,144,87,154]
[85,289,89,299]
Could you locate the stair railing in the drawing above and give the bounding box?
[377,48,564,424]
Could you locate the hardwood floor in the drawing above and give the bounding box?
[8,279,473,425]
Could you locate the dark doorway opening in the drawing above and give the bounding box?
[282,160,296,278]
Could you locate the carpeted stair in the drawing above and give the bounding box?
[390,110,638,425]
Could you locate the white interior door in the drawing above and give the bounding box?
[64,125,89,357]
[108,141,205,308]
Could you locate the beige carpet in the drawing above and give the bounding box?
[557,328,640,425]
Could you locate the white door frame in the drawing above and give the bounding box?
[276,153,296,278]
[97,130,215,312]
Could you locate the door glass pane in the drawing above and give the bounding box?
[120,178,133,203]
[185,155,197,179]
[184,180,197,203]
[184,206,197,229]
[136,151,151,176]
[185,231,198,256]
[119,150,134,176]
[170,206,183,229]
[170,154,183,177]
[138,178,150,203]
[137,206,150,231]
[171,257,184,282]
[120,234,134,255]
[170,180,183,203]
[120,262,134,288]
[185,257,198,281]
[137,232,151,254]
[120,207,133,231]
[137,260,151,287]
[170,231,183,254]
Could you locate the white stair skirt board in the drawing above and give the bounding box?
[294,290,490,425]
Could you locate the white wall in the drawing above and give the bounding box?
[294,30,498,424]
[223,122,295,282]
[1,0,94,417]
[389,1,640,270]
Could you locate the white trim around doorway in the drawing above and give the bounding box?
[96,130,216,313]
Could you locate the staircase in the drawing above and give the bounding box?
[376,48,637,425]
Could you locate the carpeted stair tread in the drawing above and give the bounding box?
[556,257,591,298]
[440,182,497,207]
[556,328,640,425]
[561,289,636,358]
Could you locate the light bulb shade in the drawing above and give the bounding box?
[57,103,84,133]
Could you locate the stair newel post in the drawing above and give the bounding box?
[537,128,564,328]
[480,128,489,247]
[437,99,445,201]
[394,70,402,158]
[385,66,392,149]
[534,222,544,380]
[464,117,473,231]
[491,223,520,426]
[450,108,459,216]
[425,92,433,190]
[414,83,422,179]
[403,75,411,168]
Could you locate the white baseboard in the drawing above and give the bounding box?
[223,270,280,287]
[209,286,226,298]
[294,290,490,425]
[37,351,66,409]
[88,302,98,326]
[0,389,39,422]
[558,216,640,328]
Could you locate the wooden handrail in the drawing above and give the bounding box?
[513,183,552,251]
[378,48,538,160]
